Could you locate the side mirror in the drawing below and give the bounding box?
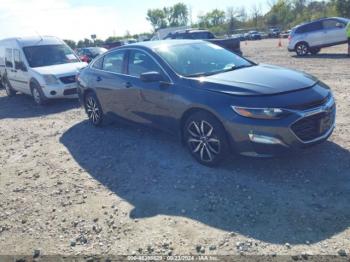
[140,71,164,83]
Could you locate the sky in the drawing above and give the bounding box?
[0,0,272,41]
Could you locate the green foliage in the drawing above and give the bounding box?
[63,39,76,49]
[334,0,350,18]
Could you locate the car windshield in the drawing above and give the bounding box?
[23,44,79,68]
[154,42,253,77]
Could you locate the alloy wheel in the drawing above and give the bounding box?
[32,88,41,104]
[86,96,101,124]
[296,44,308,56]
[187,120,221,163]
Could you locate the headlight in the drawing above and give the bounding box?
[232,106,289,119]
[43,75,59,85]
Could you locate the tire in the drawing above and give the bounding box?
[3,77,16,97]
[310,47,321,55]
[31,82,47,105]
[84,92,104,126]
[183,111,229,167]
[295,42,309,56]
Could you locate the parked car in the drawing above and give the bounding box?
[103,41,124,50]
[163,29,242,55]
[0,36,87,104]
[76,47,107,63]
[77,40,335,166]
[288,17,350,56]
[280,30,291,39]
[268,28,281,38]
[246,31,262,40]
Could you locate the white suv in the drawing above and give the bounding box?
[288,17,350,56]
[0,36,87,104]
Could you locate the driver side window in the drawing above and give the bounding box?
[128,50,161,77]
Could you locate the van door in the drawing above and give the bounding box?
[13,49,30,94]
[4,48,19,91]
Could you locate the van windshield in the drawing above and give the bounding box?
[23,44,79,68]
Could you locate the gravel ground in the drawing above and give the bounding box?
[0,39,349,259]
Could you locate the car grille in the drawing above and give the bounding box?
[291,104,335,142]
[63,88,77,96]
[288,94,330,110]
[60,75,76,84]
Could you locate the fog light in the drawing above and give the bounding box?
[249,133,287,146]
[50,91,57,96]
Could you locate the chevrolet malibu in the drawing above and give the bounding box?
[77,40,336,166]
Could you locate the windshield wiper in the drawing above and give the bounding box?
[185,64,255,78]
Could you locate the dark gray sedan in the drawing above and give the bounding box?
[77,40,335,166]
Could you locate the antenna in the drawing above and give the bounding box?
[34,31,44,45]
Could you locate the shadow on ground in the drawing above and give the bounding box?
[0,92,79,119]
[60,120,350,245]
[292,53,350,59]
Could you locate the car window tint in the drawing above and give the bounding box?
[13,49,23,70]
[102,51,125,73]
[92,56,103,70]
[5,48,13,68]
[323,19,341,29]
[128,50,161,77]
[308,22,323,32]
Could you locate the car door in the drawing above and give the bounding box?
[322,19,347,44]
[304,21,323,47]
[124,49,175,131]
[13,49,31,94]
[90,50,135,119]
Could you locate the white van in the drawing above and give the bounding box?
[0,36,87,104]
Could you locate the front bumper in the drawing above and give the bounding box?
[224,96,336,157]
[41,83,78,99]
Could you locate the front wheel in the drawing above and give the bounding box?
[184,111,229,166]
[31,84,47,105]
[295,43,309,56]
[84,92,104,126]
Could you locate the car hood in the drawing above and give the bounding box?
[191,64,318,96]
[31,62,87,76]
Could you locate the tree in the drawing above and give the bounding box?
[146,8,167,31]
[168,3,189,27]
[226,7,239,33]
[251,3,262,28]
[334,0,350,18]
[198,9,226,28]
[64,39,76,49]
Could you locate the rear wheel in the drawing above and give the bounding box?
[3,78,16,97]
[295,42,309,56]
[184,111,229,166]
[84,92,104,126]
[310,47,321,55]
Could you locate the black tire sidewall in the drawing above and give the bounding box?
[184,111,229,166]
[296,43,309,56]
[84,92,104,126]
[4,78,15,97]
[31,84,47,105]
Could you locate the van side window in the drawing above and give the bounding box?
[5,48,13,68]
[13,49,22,70]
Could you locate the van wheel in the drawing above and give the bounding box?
[183,111,229,167]
[295,43,309,56]
[31,83,47,105]
[4,78,16,97]
[310,47,321,55]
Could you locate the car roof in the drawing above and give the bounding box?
[114,39,205,51]
[294,17,349,28]
[1,36,64,47]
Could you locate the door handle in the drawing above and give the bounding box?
[11,69,17,73]
[125,82,133,88]
[96,76,102,82]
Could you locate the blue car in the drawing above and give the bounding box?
[77,40,335,166]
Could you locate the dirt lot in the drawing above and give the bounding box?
[0,39,349,259]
